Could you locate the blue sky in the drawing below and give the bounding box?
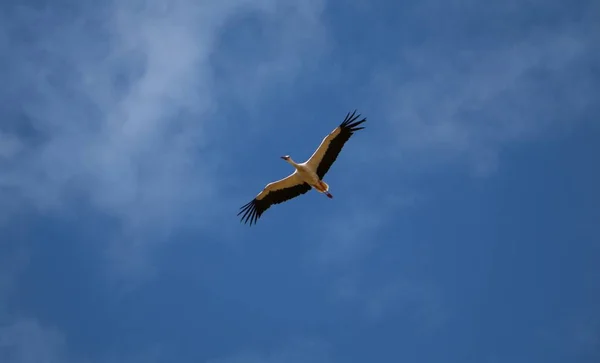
[1,0,599,362]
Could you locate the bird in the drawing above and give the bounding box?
[238,110,367,225]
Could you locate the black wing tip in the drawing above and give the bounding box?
[341,109,366,131]
[238,198,261,226]
[341,109,358,126]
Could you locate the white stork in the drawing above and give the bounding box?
[238,110,367,225]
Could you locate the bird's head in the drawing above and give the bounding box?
[280,155,291,161]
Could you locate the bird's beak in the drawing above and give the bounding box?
[280,156,286,160]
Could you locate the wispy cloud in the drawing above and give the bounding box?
[312,190,422,268]
[0,317,165,363]
[375,10,599,175]
[0,248,29,321]
[0,317,333,363]
[0,319,67,363]
[363,278,446,331]
[0,0,327,281]
[329,273,446,333]
[0,252,70,363]
[0,132,22,160]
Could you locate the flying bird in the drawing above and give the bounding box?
[238,110,367,225]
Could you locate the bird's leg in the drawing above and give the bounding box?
[317,181,333,199]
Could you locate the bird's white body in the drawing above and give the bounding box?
[284,159,330,194]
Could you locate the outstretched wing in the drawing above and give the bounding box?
[306,110,366,179]
[238,172,311,226]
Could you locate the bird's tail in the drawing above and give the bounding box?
[319,181,329,192]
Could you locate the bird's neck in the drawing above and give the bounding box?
[286,158,299,167]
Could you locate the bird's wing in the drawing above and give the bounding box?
[306,110,366,179]
[238,172,311,225]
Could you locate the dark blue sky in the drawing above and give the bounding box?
[1,0,599,362]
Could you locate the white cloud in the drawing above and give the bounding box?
[0,0,328,281]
